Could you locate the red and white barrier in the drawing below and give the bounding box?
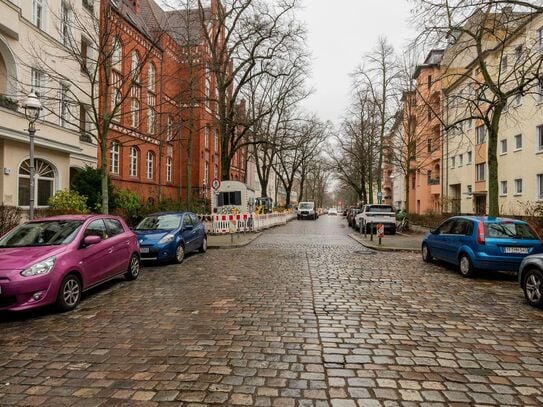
[204,212,296,235]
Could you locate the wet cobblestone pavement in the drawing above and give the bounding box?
[1,216,543,406]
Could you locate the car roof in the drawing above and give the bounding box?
[451,215,527,224]
[31,214,100,222]
[147,211,186,216]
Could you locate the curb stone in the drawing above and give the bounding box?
[348,233,420,253]
[208,232,262,249]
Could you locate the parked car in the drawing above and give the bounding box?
[0,215,140,312]
[347,208,362,228]
[355,204,397,234]
[519,253,543,308]
[422,216,543,277]
[134,212,207,263]
[328,208,338,216]
[297,202,318,220]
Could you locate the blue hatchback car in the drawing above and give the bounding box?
[134,212,207,263]
[422,216,543,277]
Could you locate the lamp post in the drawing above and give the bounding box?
[21,91,42,220]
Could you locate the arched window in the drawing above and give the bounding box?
[131,98,139,128]
[18,159,56,207]
[111,86,121,116]
[166,116,173,141]
[147,63,155,92]
[131,51,139,82]
[146,151,154,180]
[129,146,139,177]
[111,37,122,71]
[147,107,155,135]
[110,141,120,174]
[166,156,172,182]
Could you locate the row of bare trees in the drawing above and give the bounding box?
[332,0,543,216]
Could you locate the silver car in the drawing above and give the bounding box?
[519,253,543,308]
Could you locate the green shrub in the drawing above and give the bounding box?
[48,190,88,214]
[71,166,113,212]
[112,189,141,222]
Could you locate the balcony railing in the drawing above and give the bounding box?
[428,178,440,185]
[0,94,19,112]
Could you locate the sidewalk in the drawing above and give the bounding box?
[349,231,424,252]
[208,232,262,249]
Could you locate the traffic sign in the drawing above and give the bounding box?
[377,191,383,198]
[376,224,385,238]
[211,178,221,190]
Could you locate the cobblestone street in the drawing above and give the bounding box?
[1,216,543,406]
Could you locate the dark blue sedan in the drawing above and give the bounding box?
[134,212,207,263]
[422,216,543,277]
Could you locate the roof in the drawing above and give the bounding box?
[413,49,444,79]
[452,215,529,223]
[30,214,108,222]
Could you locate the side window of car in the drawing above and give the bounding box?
[190,214,200,225]
[437,220,454,234]
[104,219,124,237]
[84,219,108,240]
[450,220,466,235]
[464,221,474,236]
[183,214,193,228]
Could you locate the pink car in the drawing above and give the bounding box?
[0,215,140,312]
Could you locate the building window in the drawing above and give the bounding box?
[514,134,522,150]
[451,156,455,168]
[205,126,210,149]
[33,0,44,30]
[467,151,473,164]
[537,174,543,200]
[131,98,139,128]
[146,151,154,180]
[476,163,486,182]
[500,181,508,196]
[427,106,432,121]
[205,64,211,109]
[538,77,543,103]
[427,75,432,90]
[514,92,522,106]
[476,125,486,144]
[59,83,69,127]
[79,103,92,141]
[60,2,70,45]
[110,142,120,174]
[166,156,172,182]
[147,63,155,92]
[214,164,218,180]
[147,94,155,134]
[18,159,56,207]
[204,161,209,186]
[515,44,523,61]
[111,37,122,71]
[31,68,43,97]
[214,129,219,153]
[500,139,508,154]
[129,147,138,177]
[427,138,432,152]
[500,55,508,71]
[82,0,93,12]
[111,86,121,117]
[458,153,463,166]
[537,125,543,152]
[514,178,523,195]
[80,37,92,73]
[167,116,173,141]
[131,52,140,82]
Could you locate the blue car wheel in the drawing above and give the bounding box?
[174,243,185,264]
[422,244,433,263]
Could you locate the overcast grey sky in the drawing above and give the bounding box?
[299,0,416,124]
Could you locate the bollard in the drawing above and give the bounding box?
[370,221,374,241]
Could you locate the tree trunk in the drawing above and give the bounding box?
[488,106,504,217]
[100,137,109,214]
[404,172,410,214]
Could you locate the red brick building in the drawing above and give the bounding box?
[99,0,234,207]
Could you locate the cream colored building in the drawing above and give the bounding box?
[442,10,543,215]
[0,0,96,211]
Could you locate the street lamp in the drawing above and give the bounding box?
[21,91,42,220]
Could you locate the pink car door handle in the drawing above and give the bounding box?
[107,248,113,254]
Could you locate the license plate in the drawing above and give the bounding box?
[504,247,529,254]
[140,247,150,253]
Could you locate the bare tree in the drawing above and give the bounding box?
[20,1,164,213]
[414,0,543,216]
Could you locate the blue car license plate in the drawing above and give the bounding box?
[504,247,529,254]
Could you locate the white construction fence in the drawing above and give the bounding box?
[202,212,297,235]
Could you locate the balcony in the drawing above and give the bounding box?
[0,94,18,112]
[428,178,441,195]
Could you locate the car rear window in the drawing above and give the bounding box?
[485,222,539,240]
[367,206,394,213]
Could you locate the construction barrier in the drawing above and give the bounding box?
[202,212,296,235]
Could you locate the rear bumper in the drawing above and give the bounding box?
[472,254,522,272]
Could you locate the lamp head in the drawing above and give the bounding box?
[22,91,42,123]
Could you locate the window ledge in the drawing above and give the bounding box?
[513,193,523,196]
[513,148,523,152]
[499,194,508,197]
[500,152,508,156]
[536,150,543,155]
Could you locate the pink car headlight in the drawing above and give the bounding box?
[21,256,56,277]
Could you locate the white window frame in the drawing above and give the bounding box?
[60,1,70,45]
[537,174,543,201]
[131,51,140,82]
[451,156,455,168]
[147,63,156,92]
[33,0,45,30]
[500,139,508,154]
[514,178,523,195]
[167,116,173,141]
[18,159,56,208]
[166,156,172,182]
[214,129,219,153]
[537,125,543,153]
[111,37,122,71]
[147,108,155,135]
[458,153,463,167]
[129,146,138,177]
[131,98,139,128]
[110,142,120,174]
[205,126,209,148]
[476,125,486,144]
[204,161,209,186]
[500,180,508,196]
[514,134,522,151]
[467,151,473,164]
[475,163,486,182]
[31,68,44,97]
[146,151,154,180]
[59,82,69,127]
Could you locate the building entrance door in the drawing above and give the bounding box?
[475,195,486,215]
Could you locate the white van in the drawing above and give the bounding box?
[297,202,317,220]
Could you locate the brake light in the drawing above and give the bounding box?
[477,222,485,245]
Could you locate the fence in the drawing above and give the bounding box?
[203,212,296,235]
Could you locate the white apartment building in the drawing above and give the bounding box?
[442,10,543,215]
[0,0,96,211]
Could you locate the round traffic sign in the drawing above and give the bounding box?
[211,178,221,190]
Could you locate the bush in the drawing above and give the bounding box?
[112,189,141,223]
[0,204,21,236]
[71,166,113,212]
[48,190,88,214]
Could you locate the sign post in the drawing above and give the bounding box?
[377,223,384,245]
[377,191,383,204]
